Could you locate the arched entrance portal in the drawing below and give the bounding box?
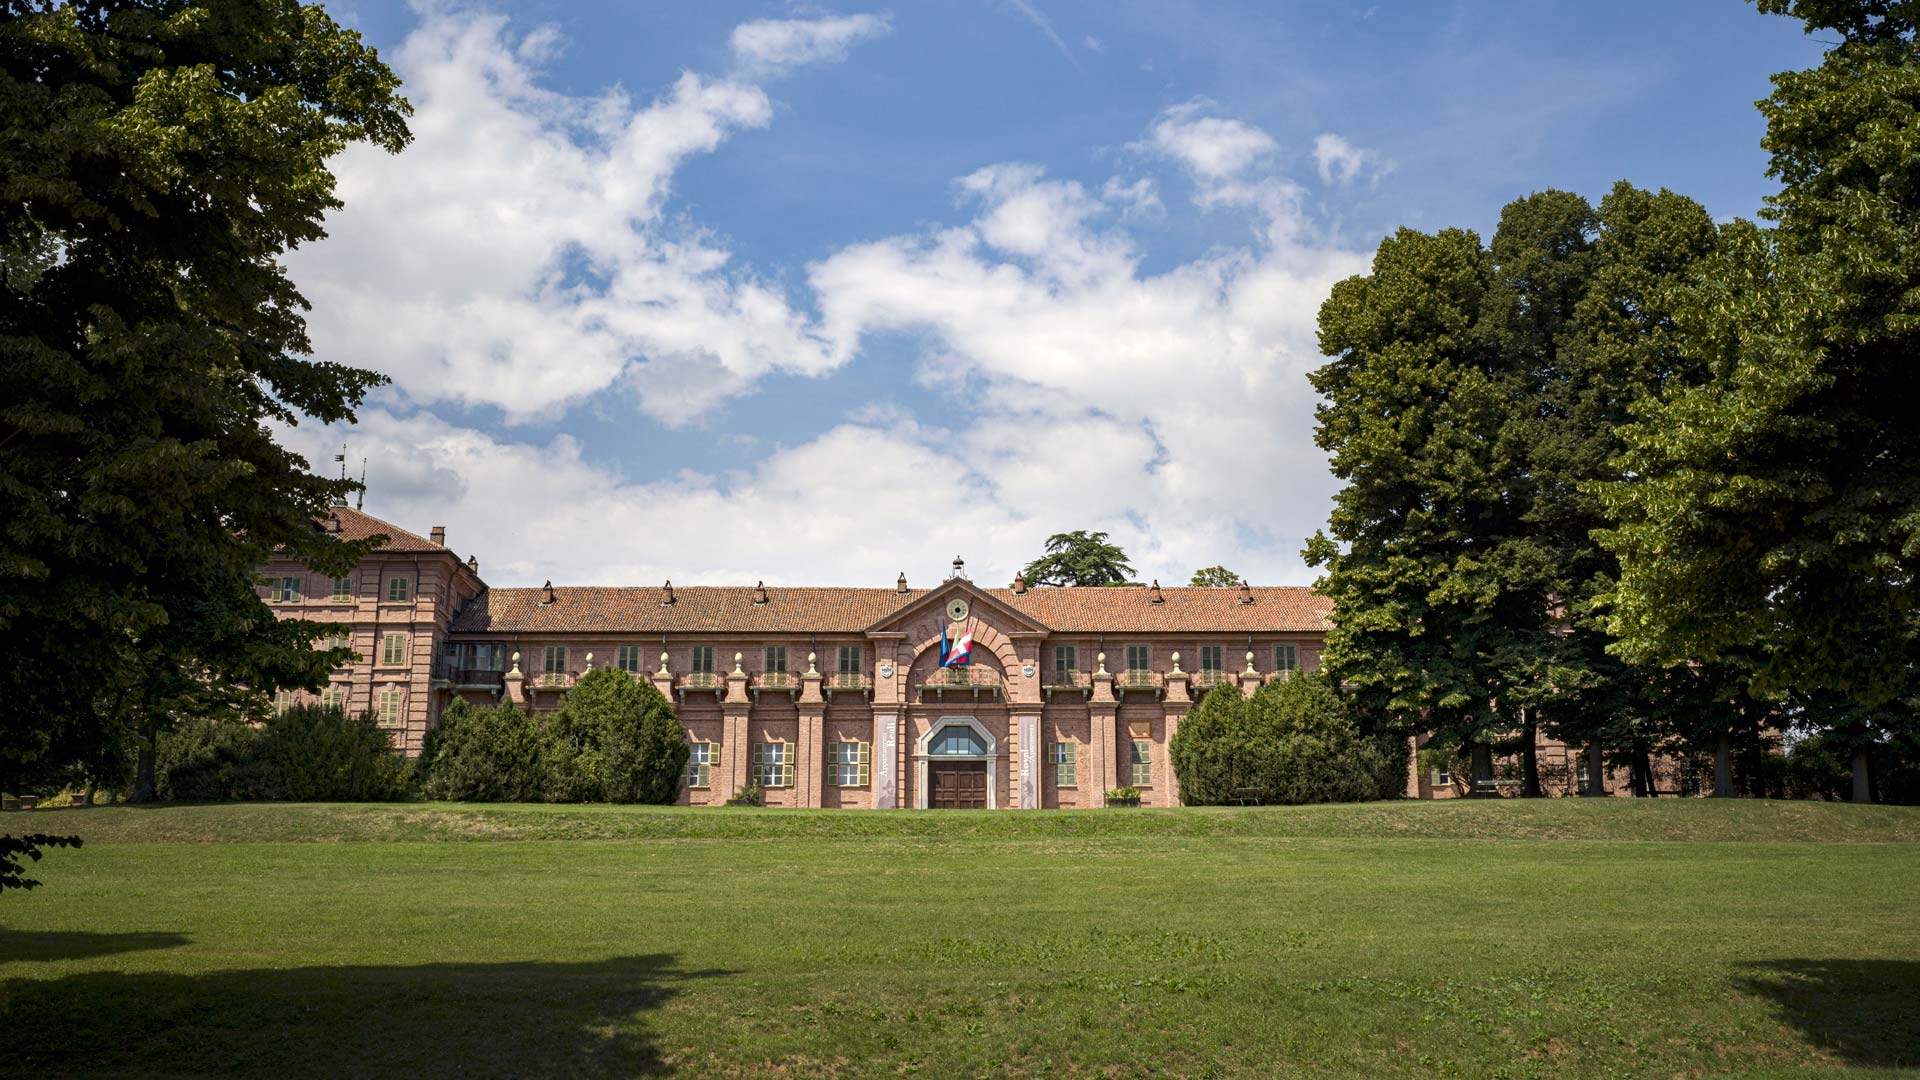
[917,718,996,809]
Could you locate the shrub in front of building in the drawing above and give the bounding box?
[1171,671,1387,805]
[157,706,409,801]
[546,668,689,804]
[417,699,552,802]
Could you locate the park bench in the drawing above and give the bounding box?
[1231,787,1263,805]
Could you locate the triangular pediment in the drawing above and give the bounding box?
[866,577,1051,636]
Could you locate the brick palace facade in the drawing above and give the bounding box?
[263,507,1644,807]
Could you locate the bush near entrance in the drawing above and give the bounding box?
[1171,672,1390,805]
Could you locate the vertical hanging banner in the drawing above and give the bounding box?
[874,714,899,808]
[1019,715,1039,809]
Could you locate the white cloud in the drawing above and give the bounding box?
[1144,101,1275,181]
[286,8,875,425]
[1313,132,1393,187]
[729,13,892,78]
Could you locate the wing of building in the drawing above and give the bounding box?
[262,508,1662,806]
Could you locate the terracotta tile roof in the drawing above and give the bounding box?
[999,586,1331,633]
[310,506,446,553]
[450,584,1328,635]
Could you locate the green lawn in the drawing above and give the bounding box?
[2,800,1916,1079]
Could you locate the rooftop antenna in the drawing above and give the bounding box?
[330,445,349,507]
[356,457,367,511]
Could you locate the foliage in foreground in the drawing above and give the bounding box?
[546,669,690,804]
[1170,673,1395,806]
[0,832,79,892]
[157,705,408,802]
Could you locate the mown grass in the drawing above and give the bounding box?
[2,800,1916,1079]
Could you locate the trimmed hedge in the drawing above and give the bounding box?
[546,668,689,804]
[415,699,550,802]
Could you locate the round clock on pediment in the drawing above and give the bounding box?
[946,598,970,622]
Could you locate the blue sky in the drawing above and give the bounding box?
[283,1,1827,589]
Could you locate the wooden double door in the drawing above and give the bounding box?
[929,761,989,809]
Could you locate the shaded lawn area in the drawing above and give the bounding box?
[1,801,1916,1079]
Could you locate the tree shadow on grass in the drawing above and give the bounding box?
[1733,959,1920,1069]
[0,928,191,962]
[0,953,730,1079]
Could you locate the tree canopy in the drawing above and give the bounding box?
[1020,531,1136,587]
[0,1,412,796]
[1186,566,1242,588]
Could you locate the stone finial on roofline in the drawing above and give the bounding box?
[733,652,744,675]
[1245,650,1257,674]
[509,651,521,676]
[1096,651,1108,675]
[1170,651,1182,674]
[807,651,818,675]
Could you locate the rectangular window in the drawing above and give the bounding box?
[321,631,350,651]
[320,686,345,711]
[1433,766,1452,788]
[1050,742,1077,787]
[331,576,353,601]
[765,646,787,673]
[1052,645,1076,681]
[752,742,794,788]
[690,646,714,673]
[385,577,410,603]
[377,687,402,726]
[831,741,871,787]
[273,576,302,603]
[838,645,862,675]
[1199,645,1223,672]
[273,690,294,716]
[543,645,566,675]
[687,742,715,788]
[1126,644,1149,670]
[1129,739,1153,786]
[381,632,406,666]
[615,645,642,673]
[1275,644,1299,678]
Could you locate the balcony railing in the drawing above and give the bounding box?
[1192,669,1229,689]
[446,667,504,687]
[1120,668,1158,689]
[919,665,1000,700]
[830,673,867,690]
[682,671,722,691]
[535,671,569,688]
[759,671,794,689]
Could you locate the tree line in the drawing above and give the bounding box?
[1305,0,1920,802]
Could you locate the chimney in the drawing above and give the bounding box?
[896,572,908,594]
[467,555,478,573]
[661,579,676,606]
[541,580,556,605]
[1239,579,1254,605]
[429,525,446,546]
[1149,579,1164,604]
[753,581,769,605]
[1012,574,1026,595]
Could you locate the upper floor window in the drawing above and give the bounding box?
[1199,645,1224,672]
[320,686,345,711]
[690,646,715,674]
[543,645,567,675]
[765,646,788,674]
[272,576,301,603]
[273,690,294,716]
[330,576,353,601]
[1053,645,1076,676]
[838,645,862,675]
[323,631,350,652]
[1275,644,1299,678]
[615,645,642,674]
[377,687,402,726]
[386,577,411,603]
[381,633,407,666]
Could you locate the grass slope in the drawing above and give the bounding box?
[2,800,1916,1079]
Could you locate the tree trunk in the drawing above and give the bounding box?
[1520,709,1543,798]
[83,782,97,807]
[133,715,158,803]
[1585,742,1607,796]
[1712,734,1734,798]
[1630,743,1655,797]
[1469,742,1495,798]
[1851,748,1872,804]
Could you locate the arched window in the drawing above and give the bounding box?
[927,725,987,756]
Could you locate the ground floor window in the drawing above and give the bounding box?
[377,687,402,726]
[752,741,794,788]
[831,741,871,786]
[687,742,715,788]
[1050,742,1077,787]
[1129,739,1152,786]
